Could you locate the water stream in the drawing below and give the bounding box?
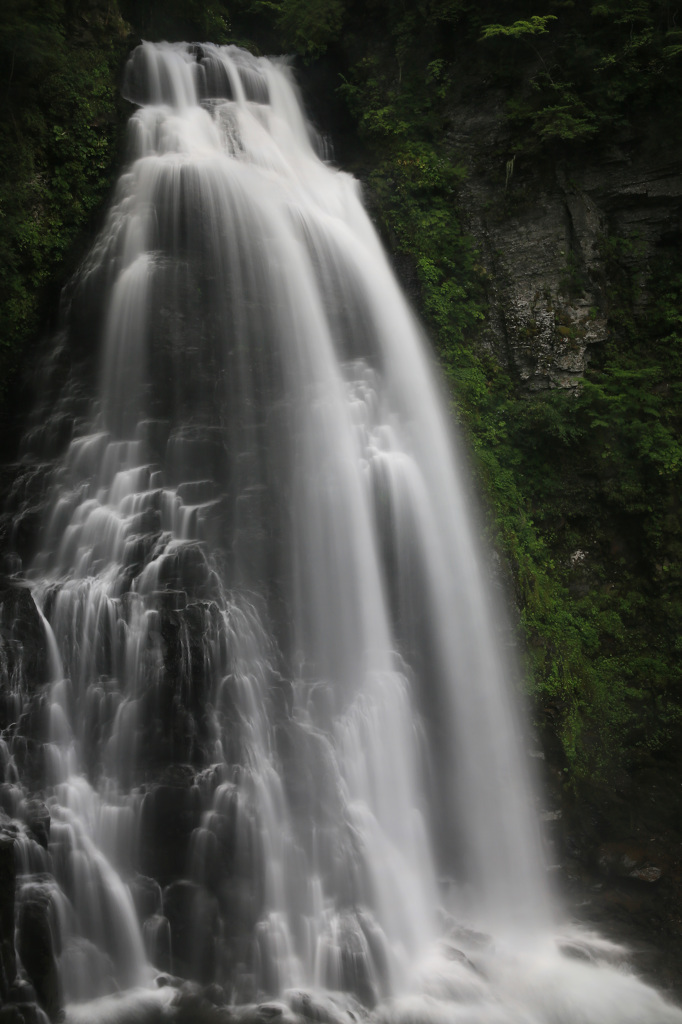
[4,40,682,1024]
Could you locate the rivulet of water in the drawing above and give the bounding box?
[3,39,681,1024]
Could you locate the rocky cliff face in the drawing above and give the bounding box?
[449,88,682,389]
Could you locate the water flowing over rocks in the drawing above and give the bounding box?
[0,830,17,1003]
[0,38,680,1024]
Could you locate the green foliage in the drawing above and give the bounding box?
[480,15,557,39]
[510,94,599,141]
[476,0,682,154]
[591,1,654,24]
[0,0,130,402]
[338,46,485,347]
[119,0,231,42]
[495,249,682,774]
[369,143,485,345]
[268,0,346,57]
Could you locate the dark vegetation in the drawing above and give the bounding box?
[2,0,682,789]
[0,1,131,423]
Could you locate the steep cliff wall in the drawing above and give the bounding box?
[450,91,682,390]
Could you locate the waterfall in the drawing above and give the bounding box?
[4,39,682,1024]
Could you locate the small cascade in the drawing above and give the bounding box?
[0,38,680,1024]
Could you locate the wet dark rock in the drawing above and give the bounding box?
[12,695,52,786]
[155,972,180,987]
[540,742,682,998]
[630,865,663,883]
[139,782,201,884]
[177,480,218,505]
[252,1006,284,1020]
[128,505,163,537]
[559,941,596,963]
[130,874,163,920]
[6,742,37,794]
[235,1003,298,1024]
[136,420,171,464]
[8,979,38,1002]
[163,880,219,983]
[122,533,161,578]
[445,923,491,951]
[144,913,172,973]
[285,990,368,1024]
[0,832,16,1000]
[165,430,228,489]
[445,90,682,391]
[597,841,663,882]
[0,1008,23,1024]
[0,1005,49,1024]
[315,913,380,1009]
[136,671,202,770]
[164,978,232,1024]
[0,462,54,567]
[441,944,478,973]
[277,719,345,825]
[203,983,228,1007]
[1,554,22,576]
[16,883,62,1021]
[157,543,217,598]
[232,486,272,585]
[22,800,50,850]
[135,599,232,770]
[171,987,234,1024]
[0,580,49,722]
[153,589,188,613]
[158,764,198,788]
[194,496,231,551]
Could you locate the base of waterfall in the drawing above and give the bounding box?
[57,932,682,1024]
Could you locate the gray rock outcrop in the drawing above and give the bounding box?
[449,92,682,389]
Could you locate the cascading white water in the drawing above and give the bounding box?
[6,38,682,1024]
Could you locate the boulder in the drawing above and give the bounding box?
[0,580,49,728]
[163,880,219,983]
[597,841,663,883]
[22,799,50,850]
[16,882,62,1021]
[139,778,201,884]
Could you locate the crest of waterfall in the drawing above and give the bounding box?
[4,38,682,1024]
